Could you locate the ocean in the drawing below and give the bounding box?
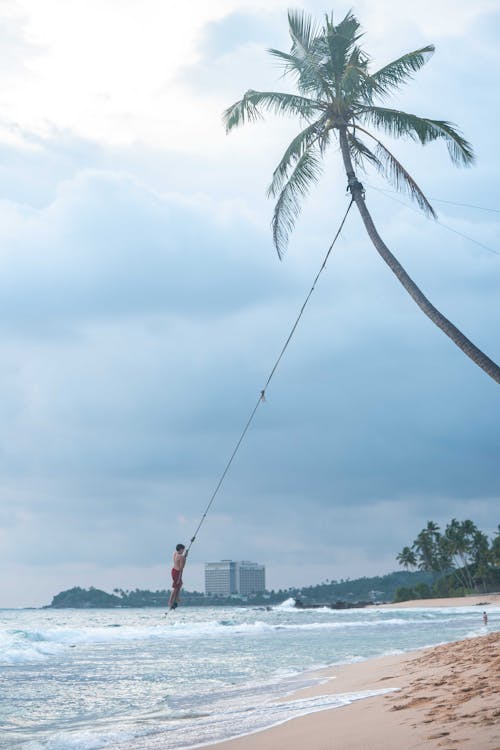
[1,600,498,750]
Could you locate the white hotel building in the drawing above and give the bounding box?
[204,560,266,597]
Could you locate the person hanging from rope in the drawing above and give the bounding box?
[168,543,188,610]
[161,209,354,616]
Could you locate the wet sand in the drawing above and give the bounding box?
[206,631,500,750]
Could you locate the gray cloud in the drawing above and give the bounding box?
[1,176,497,585]
[0,3,499,606]
[0,169,297,336]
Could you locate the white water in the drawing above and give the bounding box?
[1,602,498,750]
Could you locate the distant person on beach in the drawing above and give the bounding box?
[482,611,488,626]
[169,544,188,610]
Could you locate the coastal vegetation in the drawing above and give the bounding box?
[395,520,500,601]
[46,570,432,608]
[224,10,500,382]
[46,520,498,608]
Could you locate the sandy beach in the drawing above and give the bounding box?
[206,602,499,750]
[374,593,500,609]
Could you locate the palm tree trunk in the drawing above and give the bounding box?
[338,128,500,384]
[452,559,470,591]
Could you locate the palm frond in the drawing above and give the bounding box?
[224,90,321,133]
[352,125,436,217]
[270,10,332,97]
[341,45,371,99]
[364,46,435,100]
[268,47,303,73]
[323,11,363,88]
[426,119,475,165]
[223,92,263,133]
[347,131,382,171]
[287,9,321,55]
[327,10,362,46]
[267,47,332,98]
[271,145,323,257]
[317,126,332,156]
[267,120,324,198]
[358,106,475,165]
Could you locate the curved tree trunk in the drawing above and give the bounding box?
[338,128,500,384]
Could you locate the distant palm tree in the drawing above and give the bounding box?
[444,518,479,589]
[492,525,500,566]
[396,546,417,570]
[413,528,438,574]
[224,10,500,383]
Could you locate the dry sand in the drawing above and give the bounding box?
[206,630,500,750]
[374,593,500,609]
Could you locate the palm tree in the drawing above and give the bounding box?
[444,518,477,589]
[396,545,417,570]
[224,10,500,383]
[413,527,439,575]
[491,525,500,567]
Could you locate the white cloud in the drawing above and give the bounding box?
[356,0,499,41]
[6,0,495,151]
[1,0,289,149]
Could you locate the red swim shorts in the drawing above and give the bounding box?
[171,568,183,590]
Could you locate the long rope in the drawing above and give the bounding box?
[185,198,354,553]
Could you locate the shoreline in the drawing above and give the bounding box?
[24,591,500,611]
[371,592,500,609]
[203,630,499,750]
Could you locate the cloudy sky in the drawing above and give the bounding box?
[0,0,498,607]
